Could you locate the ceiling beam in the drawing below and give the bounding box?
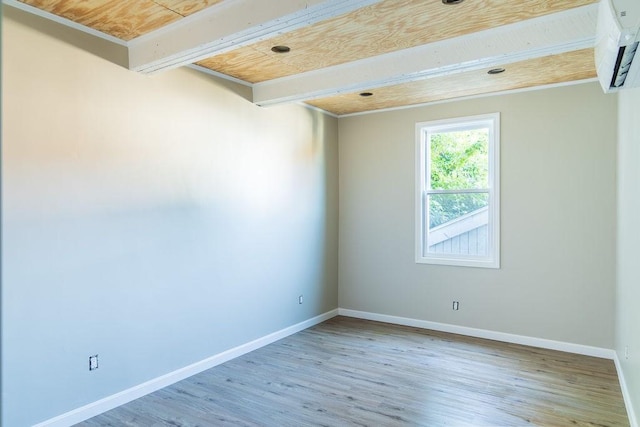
[128,0,383,74]
[252,4,598,106]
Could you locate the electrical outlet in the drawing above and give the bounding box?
[452,301,460,311]
[89,355,99,371]
[298,295,303,304]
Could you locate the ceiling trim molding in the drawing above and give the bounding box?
[252,3,599,106]
[128,0,383,75]
[298,102,339,118]
[2,0,128,46]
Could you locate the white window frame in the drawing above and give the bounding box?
[415,113,500,268]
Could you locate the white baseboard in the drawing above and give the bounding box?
[339,309,640,424]
[34,309,340,427]
[35,307,624,427]
[614,353,639,427]
[338,308,616,359]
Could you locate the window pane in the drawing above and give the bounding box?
[429,128,489,190]
[426,193,489,256]
[428,192,489,228]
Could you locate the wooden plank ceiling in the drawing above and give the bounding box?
[16,0,599,115]
[307,49,597,115]
[18,0,223,40]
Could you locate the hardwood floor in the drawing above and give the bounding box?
[78,316,629,426]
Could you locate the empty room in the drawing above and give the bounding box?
[2,0,639,426]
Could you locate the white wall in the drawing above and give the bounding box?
[1,7,338,426]
[616,87,640,425]
[338,83,617,348]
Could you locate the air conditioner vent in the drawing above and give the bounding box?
[610,42,639,89]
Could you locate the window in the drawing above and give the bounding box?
[415,113,500,268]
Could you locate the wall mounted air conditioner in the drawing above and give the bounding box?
[595,0,640,93]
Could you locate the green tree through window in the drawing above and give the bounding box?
[429,129,489,228]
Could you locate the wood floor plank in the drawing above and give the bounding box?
[77,317,630,426]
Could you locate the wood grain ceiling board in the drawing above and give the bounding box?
[197,0,597,83]
[306,48,597,116]
[155,0,222,17]
[17,0,222,41]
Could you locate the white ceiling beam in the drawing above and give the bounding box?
[253,4,599,106]
[128,0,383,74]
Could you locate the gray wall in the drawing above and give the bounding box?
[616,87,640,424]
[2,4,632,426]
[338,83,617,348]
[2,7,338,426]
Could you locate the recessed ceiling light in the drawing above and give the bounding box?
[442,0,464,4]
[359,92,373,97]
[487,68,506,75]
[271,45,291,53]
